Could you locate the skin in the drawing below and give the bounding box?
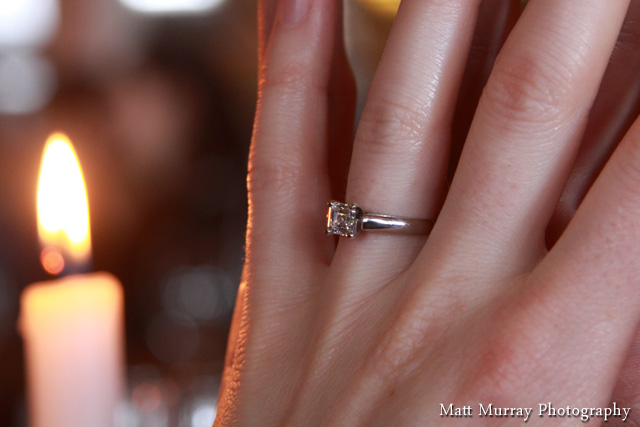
[216,0,640,425]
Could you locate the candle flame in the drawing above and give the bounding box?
[37,133,91,273]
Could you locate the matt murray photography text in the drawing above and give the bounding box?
[440,402,631,423]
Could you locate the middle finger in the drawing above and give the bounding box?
[424,0,630,280]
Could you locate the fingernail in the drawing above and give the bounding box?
[279,0,311,26]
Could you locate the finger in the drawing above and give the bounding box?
[261,1,356,192]
[429,0,630,277]
[547,0,640,245]
[449,0,521,183]
[521,116,640,399]
[339,0,482,282]
[248,0,341,303]
[216,1,347,423]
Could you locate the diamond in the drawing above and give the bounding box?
[325,201,363,238]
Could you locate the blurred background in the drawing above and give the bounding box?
[0,0,398,425]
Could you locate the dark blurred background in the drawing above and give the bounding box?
[0,0,398,425]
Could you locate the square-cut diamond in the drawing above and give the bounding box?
[326,201,363,238]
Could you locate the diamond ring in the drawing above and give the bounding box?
[325,201,434,238]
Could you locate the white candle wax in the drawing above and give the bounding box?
[20,272,125,427]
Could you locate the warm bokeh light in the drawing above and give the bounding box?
[118,0,225,15]
[358,0,401,15]
[37,133,91,270]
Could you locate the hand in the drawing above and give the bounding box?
[215,0,640,425]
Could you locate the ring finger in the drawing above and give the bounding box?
[337,0,484,284]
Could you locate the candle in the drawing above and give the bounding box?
[20,133,125,427]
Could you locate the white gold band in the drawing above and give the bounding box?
[325,201,434,238]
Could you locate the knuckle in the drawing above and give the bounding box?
[467,323,538,400]
[363,331,426,391]
[466,286,560,401]
[363,296,446,383]
[469,337,533,402]
[357,97,434,157]
[483,53,577,127]
[371,323,425,377]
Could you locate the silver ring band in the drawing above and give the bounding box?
[325,200,434,238]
